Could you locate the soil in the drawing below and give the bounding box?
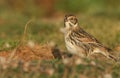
[0,43,119,62]
[0,44,62,62]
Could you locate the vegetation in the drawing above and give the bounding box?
[0,0,120,78]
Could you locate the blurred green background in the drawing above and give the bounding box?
[0,0,120,48]
[1,0,120,17]
[0,0,120,78]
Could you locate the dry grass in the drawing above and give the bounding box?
[1,0,120,77]
[0,14,120,78]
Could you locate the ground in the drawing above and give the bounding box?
[0,15,120,78]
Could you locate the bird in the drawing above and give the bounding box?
[63,14,117,62]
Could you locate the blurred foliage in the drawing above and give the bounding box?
[0,0,120,17]
[0,0,120,78]
[0,58,120,78]
[57,0,120,17]
[0,0,120,49]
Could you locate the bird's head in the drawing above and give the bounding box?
[64,14,78,30]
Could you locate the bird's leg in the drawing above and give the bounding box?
[70,55,78,78]
[86,51,91,58]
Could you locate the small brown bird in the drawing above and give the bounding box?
[64,14,117,61]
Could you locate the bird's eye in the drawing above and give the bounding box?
[70,18,73,20]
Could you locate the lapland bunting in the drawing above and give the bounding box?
[63,14,117,61]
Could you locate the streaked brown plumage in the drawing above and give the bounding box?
[64,14,117,61]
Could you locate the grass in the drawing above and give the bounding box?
[0,0,120,78]
[1,14,120,50]
[0,13,120,77]
[0,14,120,78]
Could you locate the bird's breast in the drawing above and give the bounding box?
[65,36,78,54]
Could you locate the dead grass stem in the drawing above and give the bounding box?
[7,19,33,63]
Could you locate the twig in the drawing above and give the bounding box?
[7,19,33,63]
[19,19,33,46]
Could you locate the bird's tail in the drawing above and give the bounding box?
[108,54,118,62]
[101,47,118,62]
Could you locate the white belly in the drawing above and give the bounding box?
[65,39,78,54]
[65,38,86,57]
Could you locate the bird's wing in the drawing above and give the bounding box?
[72,27,101,44]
